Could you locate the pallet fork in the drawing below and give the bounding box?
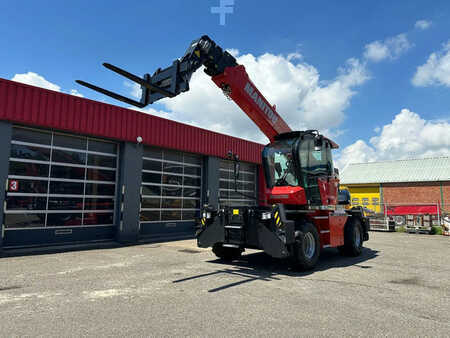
[76,36,236,108]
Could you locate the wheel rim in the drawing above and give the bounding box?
[303,232,316,259]
[354,225,361,247]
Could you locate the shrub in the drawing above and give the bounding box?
[430,226,443,235]
[396,225,406,233]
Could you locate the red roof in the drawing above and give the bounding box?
[0,78,263,163]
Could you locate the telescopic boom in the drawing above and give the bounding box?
[77,35,291,142]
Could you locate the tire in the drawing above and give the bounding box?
[292,223,320,270]
[394,216,406,226]
[212,243,242,261]
[338,217,363,257]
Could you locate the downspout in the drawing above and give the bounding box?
[379,183,384,215]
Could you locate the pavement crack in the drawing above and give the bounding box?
[302,278,395,291]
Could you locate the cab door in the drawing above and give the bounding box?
[298,139,335,205]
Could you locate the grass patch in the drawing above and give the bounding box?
[396,225,406,233]
[430,226,443,235]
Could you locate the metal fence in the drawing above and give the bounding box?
[352,201,447,232]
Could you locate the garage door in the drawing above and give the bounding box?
[139,147,202,239]
[219,160,257,207]
[3,126,119,247]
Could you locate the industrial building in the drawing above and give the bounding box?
[0,78,264,249]
[340,157,450,219]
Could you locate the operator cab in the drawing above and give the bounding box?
[262,130,339,206]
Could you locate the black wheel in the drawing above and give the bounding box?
[212,243,242,261]
[292,223,320,270]
[338,217,363,257]
[394,215,406,226]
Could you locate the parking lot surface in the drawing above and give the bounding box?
[0,232,449,337]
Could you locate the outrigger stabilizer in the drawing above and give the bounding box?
[76,35,237,108]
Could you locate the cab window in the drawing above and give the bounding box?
[299,139,333,176]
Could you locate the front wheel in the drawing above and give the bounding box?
[292,223,320,270]
[338,218,363,257]
[212,243,242,261]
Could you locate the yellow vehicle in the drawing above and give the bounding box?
[340,185,381,214]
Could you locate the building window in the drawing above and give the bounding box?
[362,198,369,205]
[140,147,202,223]
[219,160,257,207]
[4,126,118,229]
[351,198,359,205]
[372,197,379,206]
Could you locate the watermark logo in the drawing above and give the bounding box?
[211,0,234,26]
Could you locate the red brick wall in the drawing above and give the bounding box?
[382,182,446,205]
[443,182,450,211]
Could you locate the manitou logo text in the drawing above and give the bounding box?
[244,82,278,124]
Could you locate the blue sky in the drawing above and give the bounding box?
[1,1,449,167]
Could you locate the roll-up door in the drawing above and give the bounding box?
[4,126,119,247]
[140,147,202,239]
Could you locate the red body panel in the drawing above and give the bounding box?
[328,178,339,205]
[307,212,330,247]
[306,211,348,248]
[328,215,346,247]
[267,186,307,205]
[0,78,263,164]
[212,66,291,143]
[317,177,339,206]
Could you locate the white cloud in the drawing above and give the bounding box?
[337,140,378,170]
[364,41,389,62]
[11,72,61,92]
[336,108,450,168]
[128,52,369,143]
[287,52,303,61]
[70,89,84,97]
[415,20,432,30]
[412,40,450,87]
[364,34,413,62]
[124,80,142,99]
[226,48,240,57]
[127,105,172,120]
[11,72,84,98]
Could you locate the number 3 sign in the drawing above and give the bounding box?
[9,180,19,192]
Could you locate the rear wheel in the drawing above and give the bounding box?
[212,243,242,261]
[292,223,320,270]
[338,218,363,256]
[394,215,406,226]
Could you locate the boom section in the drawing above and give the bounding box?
[76,35,291,142]
[211,66,291,142]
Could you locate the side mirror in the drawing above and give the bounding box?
[274,162,282,176]
[314,135,323,151]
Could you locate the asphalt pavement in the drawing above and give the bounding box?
[0,232,449,337]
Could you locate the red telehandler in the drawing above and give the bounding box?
[77,35,369,270]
